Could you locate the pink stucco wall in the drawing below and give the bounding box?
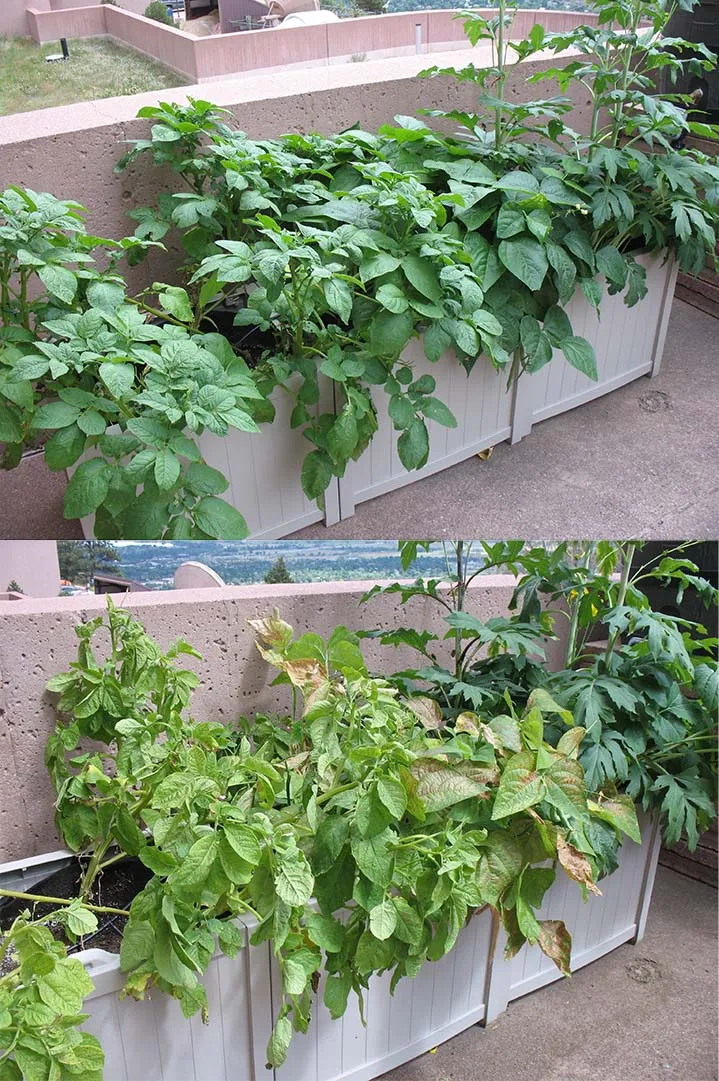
[26,4,107,42]
[0,541,60,598]
[1,0,33,37]
[23,6,598,83]
[0,575,568,859]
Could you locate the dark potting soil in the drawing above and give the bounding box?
[0,855,151,971]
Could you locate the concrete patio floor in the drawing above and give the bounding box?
[1,297,716,539]
[381,865,718,1081]
[296,298,719,540]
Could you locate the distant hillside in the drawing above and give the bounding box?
[114,540,499,589]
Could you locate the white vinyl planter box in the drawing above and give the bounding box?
[71,253,676,537]
[340,252,677,516]
[5,817,655,1081]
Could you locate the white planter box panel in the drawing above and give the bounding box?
[200,375,339,539]
[79,928,264,1081]
[270,906,493,1081]
[341,341,513,514]
[71,378,339,541]
[512,252,678,439]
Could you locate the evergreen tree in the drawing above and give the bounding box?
[264,556,294,584]
[6,580,23,593]
[57,542,120,585]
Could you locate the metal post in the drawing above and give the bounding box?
[415,22,422,54]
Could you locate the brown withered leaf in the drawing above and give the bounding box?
[248,609,293,650]
[537,919,572,976]
[455,712,480,736]
[406,696,444,730]
[556,834,601,896]
[284,659,328,692]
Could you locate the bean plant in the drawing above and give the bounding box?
[2,601,641,1074]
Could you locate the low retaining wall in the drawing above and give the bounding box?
[0,50,593,295]
[24,5,598,82]
[0,575,569,860]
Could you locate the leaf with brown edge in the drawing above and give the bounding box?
[545,754,587,810]
[556,834,601,895]
[407,696,444,730]
[587,793,641,844]
[455,711,479,736]
[537,919,572,976]
[556,727,586,758]
[501,904,525,959]
[410,757,497,812]
[491,750,545,820]
[479,721,505,752]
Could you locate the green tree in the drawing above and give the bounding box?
[6,579,23,593]
[57,541,120,585]
[144,1,174,25]
[264,556,294,584]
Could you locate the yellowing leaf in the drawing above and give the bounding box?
[537,919,572,976]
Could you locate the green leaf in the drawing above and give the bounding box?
[224,822,262,865]
[184,462,228,495]
[421,397,457,428]
[360,252,401,282]
[596,246,628,288]
[392,897,423,945]
[193,496,248,539]
[65,900,98,937]
[156,284,194,323]
[497,237,548,291]
[403,255,442,302]
[478,832,525,907]
[38,264,77,304]
[99,361,135,399]
[580,277,602,310]
[377,284,409,314]
[473,310,503,337]
[327,408,358,466]
[32,401,80,429]
[397,417,429,471]
[171,833,219,900]
[304,912,345,953]
[369,899,397,940]
[492,750,544,819]
[120,920,156,972]
[42,425,85,471]
[37,957,93,1015]
[267,1015,292,1068]
[376,777,407,820]
[561,337,598,380]
[64,459,112,519]
[275,850,314,906]
[154,447,181,490]
[301,450,334,500]
[87,280,125,311]
[369,310,414,357]
[423,322,452,363]
[323,279,353,323]
[351,830,394,887]
[324,972,352,1019]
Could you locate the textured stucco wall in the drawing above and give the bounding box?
[1,0,33,37]
[0,542,61,598]
[0,51,594,293]
[0,576,568,860]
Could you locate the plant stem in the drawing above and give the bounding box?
[0,888,129,916]
[604,541,638,664]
